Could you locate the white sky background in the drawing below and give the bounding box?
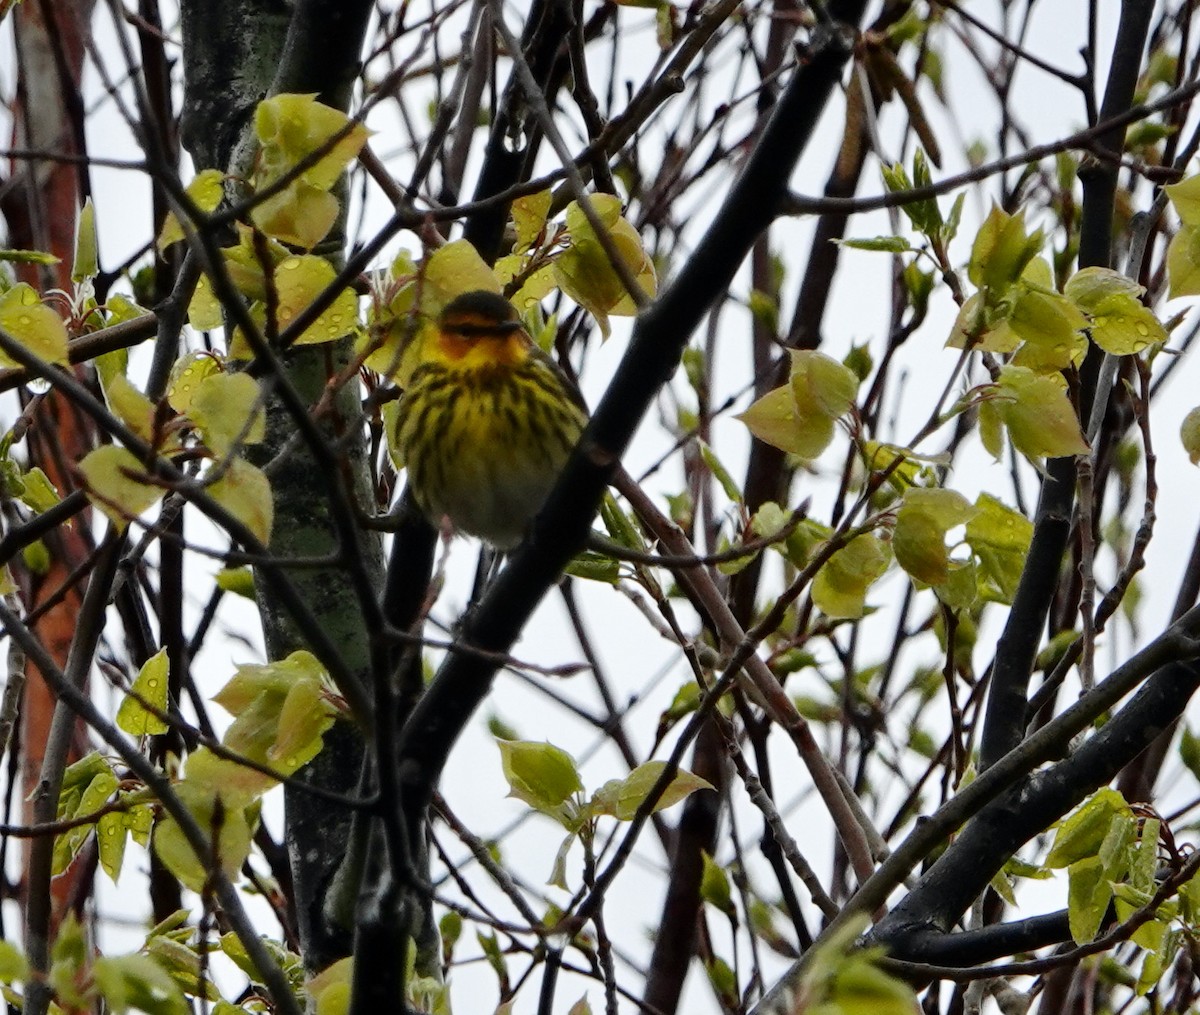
[4,1,1200,1013]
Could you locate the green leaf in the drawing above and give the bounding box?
[92,952,188,1015]
[54,753,119,876]
[193,652,336,802]
[791,348,859,420]
[497,739,583,824]
[215,566,257,598]
[97,805,129,882]
[812,533,891,620]
[510,190,552,253]
[606,761,713,820]
[116,648,170,736]
[144,934,220,1001]
[309,957,354,1015]
[251,182,340,250]
[1167,223,1200,299]
[1067,855,1110,943]
[1180,724,1200,779]
[946,291,1019,353]
[547,830,576,890]
[705,956,738,1005]
[700,851,735,918]
[968,205,1044,296]
[893,487,976,586]
[166,351,224,415]
[1046,787,1131,868]
[0,941,26,983]
[420,239,502,316]
[0,248,60,266]
[19,466,61,513]
[964,493,1033,603]
[838,236,912,253]
[698,441,742,502]
[564,550,621,584]
[254,93,370,192]
[736,385,834,458]
[100,369,157,443]
[249,92,370,249]
[72,197,98,283]
[1064,265,1144,309]
[1008,285,1089,351]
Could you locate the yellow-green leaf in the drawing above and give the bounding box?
[1166,173,1200,227]
[158,169,226,251]
[19,467,61,513]
[254,93,369,193]
[1086,292,1167,355]
[216,566,257,598]
[968,206,1044,296]
[700,851,735,917]
[511,190,552,253]
[251,181,340,250]
[78,446,164,531]
[310,957,354,1015]
[421,239,502,314]
[611,761,713,820]
[946,291,1020,352]
[1063,265,1144,309]
[497,739,582,823]
[269,676,335,766]
[273,255,359,345]
[189,372,266,456]
[153,782,252,893]
[96,808,128,882]
[790,348,859,419]
[990,366,1089,462]
[167,351,224,415]
[553,195,656,334]
[1046,788,1131,868]
[206,457,273,544]
[736,385,835,459]
[116,648,170,736]
[100,370,156,442]
[187,274,223,331]
[1008,285,1088,349]
[0,940,27,984]
[0,283,69,368]
[1066,856,1109,944]
[1183,407,1200,465]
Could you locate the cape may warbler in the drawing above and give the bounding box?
[391,290,587,549]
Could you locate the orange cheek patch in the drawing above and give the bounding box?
[434,330,527,367]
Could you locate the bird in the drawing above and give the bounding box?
[390,290,588,550]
